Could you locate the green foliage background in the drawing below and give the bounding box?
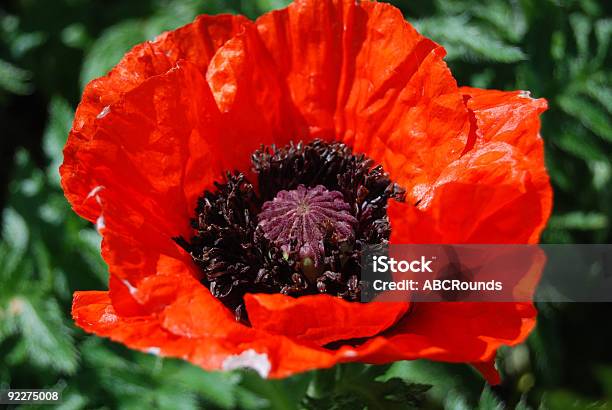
[0,0,610,408]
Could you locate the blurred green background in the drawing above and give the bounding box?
[0,0,611,409]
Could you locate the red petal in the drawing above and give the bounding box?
[389,142,550,244]
[73,291,343,378]
[461,87,552,241]
[159,276,244,339]
[72,291,239,372]
[204,24,304,170]
[472,359,502,385]
[67,62,227,290]
[72,61,224,232]
[62,14,249,222]
[256,0,472,200]
[244,293,409,345]
[337,302,536,365]
[460,87,547,162]
[108,274,148,317]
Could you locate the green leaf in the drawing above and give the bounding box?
[542,390,612,410]
[10,31,47,58]
[1,207,28,255]
[515,396,533,410]
[54,388,89,410]
[478,387,503,410]
[12,295,78,373]
[61,23,91,49]
[555,131,608,162]
[0,59,32,95]
[43,97,74,186]
[0,307,16,344]
[0,208,29,281]
[594,18,612,64]
[443,390,471,410]
[414,15,526,62]
[166,364,242,409]
[558,94,612,142]
[548,212,608,231]
[80,20,148,88]
[80,337,132,372]
[303,364,430,410]
[241,370,309,410]
[583,79,612,114]
[76,228,107,284]
[303,379,430,410]
[596,366,612,397]
[471,0,527,42]
[550,30,566,61]
[235,387,270,410]
[569,13,591,61]
[31,236,54,290]
[5,337,29,366]
[589,159,612,191]
[153,388,199,410]
[384,360,482,405]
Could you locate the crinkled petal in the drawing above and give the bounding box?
[244,293,409,346]
[385,139,546,381]
[204,23,304,167]
[460,87,552,241]
[105,254,246,341]
[73,290,344,378]
[73,291,203,359]
[73,290,253,373]
[385,99,549,377]
[159,275,244,339]
[62,14,249,222]
[254,0,472,200]
[460,87,547,161]
[328,302,535,372]
[75,63,225,290]
[389,142,550,244]
[71,62,223,234]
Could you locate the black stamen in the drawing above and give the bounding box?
[174,140,405,322]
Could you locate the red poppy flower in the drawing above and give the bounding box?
[62,0,551,382]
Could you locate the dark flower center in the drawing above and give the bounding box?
[175,140,405,322]
[257,185,357,267]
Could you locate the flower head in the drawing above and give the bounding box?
[62,0,551,382]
